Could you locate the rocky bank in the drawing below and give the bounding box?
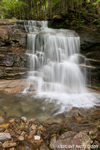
[0,108,100,150]
[0,19,28,80]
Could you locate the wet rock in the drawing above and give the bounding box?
[4,54,14,67]
[9,120,15,124]
[3,54,27,69]
[38,125,46,132]
[39,142,49,150]
[0,133,11,141]
[28,135,33,140]
[19,34,27,47]
[0,128,5,133]
[0,124,10,129]
[0,20,28,80]
[72,132,92,149]
[8,28,27,48]
[31,124,37,130]
[78,32,100,50]
[50,131,92,150]
[20,131,26,137]
[50,136,57,149]
[2,141,16,148]
[18,136,24,141]
[16,141,34,150]
[30,124,37,135]
[89,128,98,140]
[29,130,36,135]
[21,117,27,123]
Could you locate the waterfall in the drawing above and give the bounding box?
[24,20,99,112]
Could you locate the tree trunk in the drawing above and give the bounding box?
[40,0,42,19]
[48,0,52,18]
[50,0,52,18]
[44,0,46,19]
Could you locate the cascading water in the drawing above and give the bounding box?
[24,20,99,113]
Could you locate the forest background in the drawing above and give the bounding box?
[0,0,100,30]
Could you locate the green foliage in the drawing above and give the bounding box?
[92,3,97,6]
[94,18,100,27]
[3,0,29,19]
[0,0,99,20]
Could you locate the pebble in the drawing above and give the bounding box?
[21,116,27,122]
[0,128,5,132]
[9,120,15,124]
[31,124,37,130]
[18,136,24,141]
[0,133,11,141]
[38,125,46,131]
[0,124,10,129]
[34,135,41,140]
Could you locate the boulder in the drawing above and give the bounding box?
[50,131,92,150]
[0,133,11,142]
[8,28,27,48]
[78,32,100,50]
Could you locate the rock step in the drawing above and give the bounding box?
[80,64,100,85]
[0,53,28,68]
[0,67,27,79]
[86,51,100,60]
[86,58,100,66]
[0,79,27,93]
[79,64,100,69]
[87,85,100,91]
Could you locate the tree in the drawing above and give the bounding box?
[0,0,99,20]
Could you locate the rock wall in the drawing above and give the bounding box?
[78,31,100,88]
[0,19,28,79]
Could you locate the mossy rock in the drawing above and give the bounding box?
[9,18,17,23]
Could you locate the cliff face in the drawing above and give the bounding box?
[0,19,28,79]
[78,31,100,88]
[0,19,99,89]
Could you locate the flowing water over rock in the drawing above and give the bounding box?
[23,20,100,113]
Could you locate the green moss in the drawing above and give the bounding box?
[92,33,99,38]
[96,84,100,87]
[4,35,8,40]
[9,18,17,23]
[89,132,97,139]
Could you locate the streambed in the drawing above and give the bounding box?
[0,91,100,126]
